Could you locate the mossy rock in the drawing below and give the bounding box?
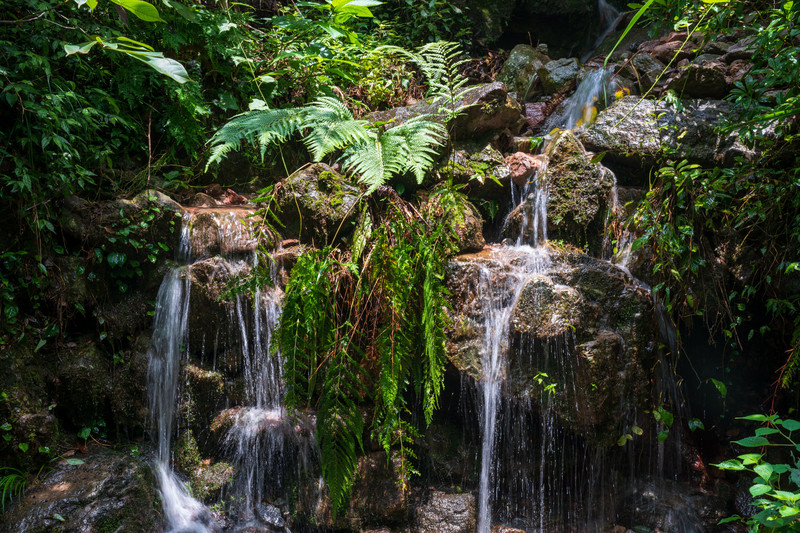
[56,340,111,429]
[0,448,161,533]
[274,163,362,246]
[503,130,615,255]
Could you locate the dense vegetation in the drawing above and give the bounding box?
[1,0,800,528]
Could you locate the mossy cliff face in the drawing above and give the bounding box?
[446,245,657,447]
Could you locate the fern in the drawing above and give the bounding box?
[207,96,443,192]
[206,107,303,170]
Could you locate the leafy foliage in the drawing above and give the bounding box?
[715,414,800,530]
[0,467,26,514]
[277,184,464,515]
[626,0,800,391]
[207,96,445,192]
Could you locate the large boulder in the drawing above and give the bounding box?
[443,142,511,205]
[579,95,755,180]
[497,44,550,98]
[537,57,580,94]
[274,163,362,246]
[445,245,657,446]
[367,83,525,145]
[504,130,615,254]
[1,448,160,533]
[186,208,261,258]
[414,491,476,533]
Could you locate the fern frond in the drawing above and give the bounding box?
[302,97,372,161]
[206,107,304,170]
[340,136,388,193]
[383,116,446,185]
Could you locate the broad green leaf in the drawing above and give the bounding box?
[738,414,770,422]
[733,436,771,447]
[750,484,772,497]
[711,378,727,398]
[137,55,190,83]
[756,427,780,436]
[110,0,165,21]
[713,459,746,470]
[18,442,29,452]
[781,419,800,431]
[773,490,800,502]
[632,425,643,435]
[657,429,669,442]
[64,42,99,55]
[162,0,197,21]
[754,463,774,480]
[779,505,800,517]
[34,339,46,352]
[53,513,66,522]
[718,515,741,524]
[65,458,85,465]
[106,252,127,268]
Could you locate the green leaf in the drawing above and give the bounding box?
[733,436,771,447]
[106,252,127,268]
[756,427,781,436]
[110,0,165,22]
[739,414,770,422]
[750,484,772,497]
[714,459,746,470]
[739,453,763,465]
[717,516,741,524]
[18,442,29,452]
[0,423,11,431]
[53,513,66,522]
[632,425,643,435]
[711,378,727,398]
[657,429,669,442]
[78,427,91,440]
[688,418,705,431]
[754,463,774,480]
[65,458,85,465]
[781,419,800,432]
[64,41,99,55]
[34,339,46,352]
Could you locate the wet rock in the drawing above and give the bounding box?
[444,142,511,204]
[255,503,285,528]
[580,95,755,177]
[504,131,615,254]
[274,163,362,246]
[185,256,251,347]
[623,53,667,91]
[504,152,548,186]
[537,58,580,94]
[446,246,658,446]
[186,192,219,207]
[497,44,550,98]
[510,275,582,338]
[414,491,476,533]
[57,340,111,428]
[109,332,151,433]
[616,480,728,532]
[1,448,160,533]
[666,58,728,98]
[367,83,525,144]
[187,208,261,257]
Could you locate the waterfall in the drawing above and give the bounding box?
[476,167,551,532]
[146,209,298,531]
[147,216,213,533]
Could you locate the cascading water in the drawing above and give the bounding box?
[476,169,551,532]
[147,216,214,533]
[146,209,306,531]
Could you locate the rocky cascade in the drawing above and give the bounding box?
[2,18,771,532]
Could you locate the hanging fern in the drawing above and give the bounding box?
[207,97,444,193]
[275,183,465,517]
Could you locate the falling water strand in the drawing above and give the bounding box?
[147,215,213,533]
[477,170,550,532]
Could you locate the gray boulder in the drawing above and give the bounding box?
[537,58,580,94]
[497,44,550,98]
[1,449,160,533]
[274,163,362,246]
[414,491,476,533]
[579,95,755,177]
